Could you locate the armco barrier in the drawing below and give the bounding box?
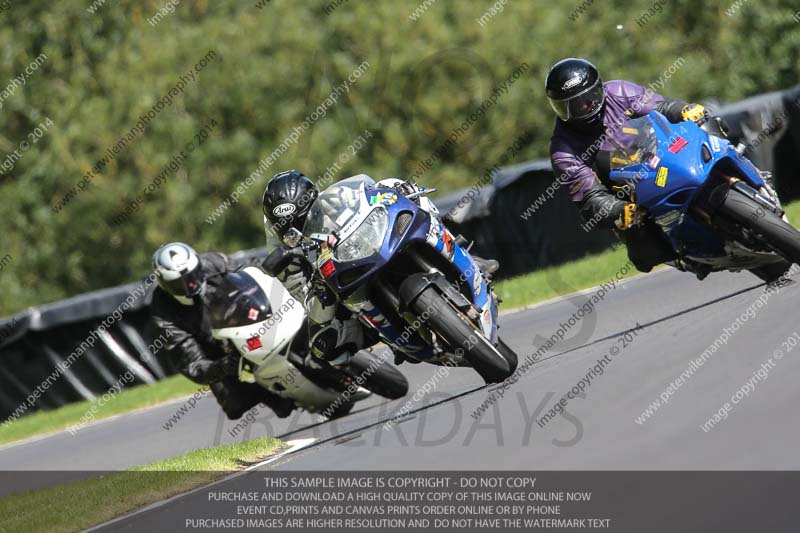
[0,250,267,422]
[1,86,798,421]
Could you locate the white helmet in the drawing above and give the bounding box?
[152,242,206,305]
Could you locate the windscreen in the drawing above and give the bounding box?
[303,175,375,239]
[609,117,659,169]
[206,272,272,329]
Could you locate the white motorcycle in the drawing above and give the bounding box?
[207,266,408,418]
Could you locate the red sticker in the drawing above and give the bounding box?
[248,308,259,321]
[362,312,385,325]
[668,137,688,154]
[320,260,336,278]
[246,336,262,351]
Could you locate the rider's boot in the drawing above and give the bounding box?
[749,259,794,287]
[473,256,500,278]
[454,234,500,279]
[669,258,712,281]
[211,377,295,420]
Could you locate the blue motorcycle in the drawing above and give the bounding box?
[609,111,800,279]
[300,175,517,384]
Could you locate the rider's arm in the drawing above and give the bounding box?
[550,133,627,229]
[151,312,234,385]
[204,250,263,273]
[550,129,601,203]
[605,80,688,123]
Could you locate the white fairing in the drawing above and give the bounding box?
[211,267,347,412]
[213,267,305,363]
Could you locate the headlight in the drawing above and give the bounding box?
[335,208,388,262]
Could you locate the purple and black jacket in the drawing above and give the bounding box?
[549,80,687,227]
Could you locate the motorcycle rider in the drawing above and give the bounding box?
[150,242,295,419]
[261,170,499,366]
[546,57,711,274]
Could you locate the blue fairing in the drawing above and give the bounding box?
[323,185,497,359]
[609,112,765,259]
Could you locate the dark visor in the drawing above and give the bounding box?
[159,268,205,298]
[549,84,605,121]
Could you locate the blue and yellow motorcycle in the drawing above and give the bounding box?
[609,111,800,280]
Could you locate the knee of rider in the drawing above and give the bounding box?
[307,298,337,325]
[311,325,339,358]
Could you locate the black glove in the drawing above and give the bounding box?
[391,179,419,198]
[577,182,627,230]
[262,247,297,277]
[205,355,240,383]
[263,247,311,299]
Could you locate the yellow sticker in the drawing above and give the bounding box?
[622,127,639,135]
[655,167,669,187]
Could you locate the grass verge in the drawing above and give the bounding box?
[0,374,200,446]
[496,200,800,311]
[0,437,283,533]
[495,244,636,310]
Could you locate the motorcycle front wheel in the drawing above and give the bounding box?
[717,186,800,265]
[342,351,409,400]
[409,285,517,384]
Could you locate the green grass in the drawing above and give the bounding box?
[495,244,636,310]
[0,437,283,533]
[785,200,800,225]
[496,200,800,311]
[0,374,201,446]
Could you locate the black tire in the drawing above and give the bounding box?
[719,188,800,264]
[343,351,409,400]
[497,339,518,372]
[411,286,515,383]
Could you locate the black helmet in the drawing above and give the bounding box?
[152,242,206,304]
[545,58,605,125]
[262,170,318,247]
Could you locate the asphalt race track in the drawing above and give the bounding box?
[4,267,800,523]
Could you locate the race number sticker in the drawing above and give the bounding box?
[473,269,482,296]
